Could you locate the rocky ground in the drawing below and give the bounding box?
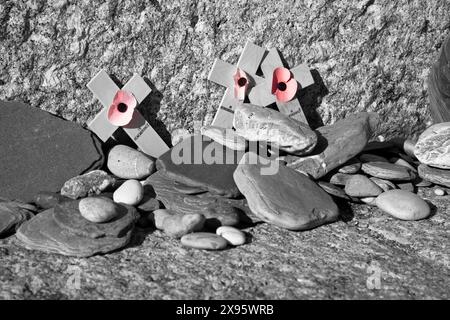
[0,187,448,300]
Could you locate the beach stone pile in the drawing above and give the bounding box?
[1,103,449,257]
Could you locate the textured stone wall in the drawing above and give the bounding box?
[0,0,449,143]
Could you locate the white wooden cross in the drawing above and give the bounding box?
[248,48,314,125]
[208,41,266,128]
[87,70,169,158]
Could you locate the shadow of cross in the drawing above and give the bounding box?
[87,70,169,158]
[248,48,315,126]
[208,41,266,128]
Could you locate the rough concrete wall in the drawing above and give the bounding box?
[0,0,449,142]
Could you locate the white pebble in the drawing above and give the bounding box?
[434,188,446,196]
[113,179,144,206]
[216,226,246,246]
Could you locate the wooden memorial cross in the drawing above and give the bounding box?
[87,70,169,158]
[248,48,314,125]
[208,41,266,128]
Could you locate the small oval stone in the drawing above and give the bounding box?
[79,197,119,223]
[107,145,155,179]
[216,226,246,246]
[113,180,144,206]
[376,190,431,221]
[181,232,228,250]
[338,159,362,174]
[361,162,416,181]
[345,174,383,197]
[370,177,396,192]
[434,188,446,196]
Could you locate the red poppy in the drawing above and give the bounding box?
[271,67,297,102]
[233,68,249,101]
[107,90,137,126]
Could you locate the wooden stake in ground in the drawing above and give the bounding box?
[248,48,314,125]
[87,70,169,158]
[208,41,266,128]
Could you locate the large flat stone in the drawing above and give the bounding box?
[53,200,138,239]
[234,153,339,231]
[156,135,244,198]
[16,209,131,258]
[284,113,379,179]
[0,101,104,202]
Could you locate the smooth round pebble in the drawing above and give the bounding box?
[79,197,119,223]
[113,179,144,206]
[216,226,246,246]
[376,190,430,221]
[434,188,446,196]
[180,232,228,250]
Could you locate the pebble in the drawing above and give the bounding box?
[344,174,383,197]
[413,177,433,187]
[216,226,246,246]
[370,177,396,192]
[181,232,228,250]
[338,159,362,174]
[79,197,120,223]
[113,180,144,206]
[317,181,350,200]
[376,190,431,220]
[414,122,450,169]
[61,170,116,200]
[284,112,378,179]
[360,197,377,206]
[330,173,354,186]
[201,125,247,151]
[153,209,205,238]
[418,164,450,188]
[107,145,155,179]
[434,188,446,196]
[359,154,389,163]
[390,157,417,171]
[0,201,35,237]
[361,162,416,181]
[233,104,317,156]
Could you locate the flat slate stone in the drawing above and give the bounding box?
[0,101,104,202]
[361,162,416,181]
[53,200,138,239]
[0,201,35,237]
[156,135,244,198]
[233,153,339,231]
[16,209,131,258]
[180,232,228,250]
[144,171,245,227]
[61,170,117,200]
[418,164,450,188]
[345,174,383,197]
[33,192,71,210]
[284,112,379,179]
[317,181,350,200]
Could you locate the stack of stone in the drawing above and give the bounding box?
[8,103,449,255]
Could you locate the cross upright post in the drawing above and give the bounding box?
[208,41,266,128]
[87,70,169,158]
[248,48,315,126]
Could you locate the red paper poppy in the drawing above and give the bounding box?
[272,67,298,102]
[233,68,249,101]
[107,90,137,126]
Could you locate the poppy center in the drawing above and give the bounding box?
[277,82,287,91]
[237,77,247,87]
[117,103,128,113]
